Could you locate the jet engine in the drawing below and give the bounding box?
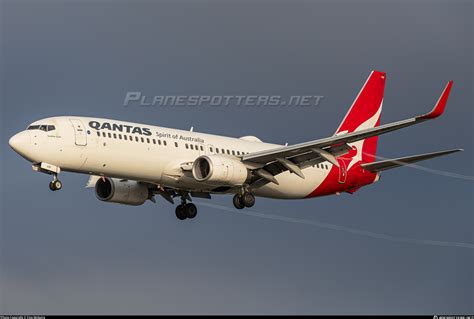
[95,177,150,206]
[192,155,249,186]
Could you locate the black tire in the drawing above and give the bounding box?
[49,181,56,191]
[175,204,187,220]
[233,194,245,209]
[242,193,255,208]
[54,180,62,190]
[185,203,197,219]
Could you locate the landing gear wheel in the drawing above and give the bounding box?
[233,194,245,209]
[53,180,62,190]
[185,203,197,219]
[49,180,62,191]
[175,204,187,220]
[242,192,255,208]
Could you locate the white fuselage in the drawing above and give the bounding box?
[10,116,335,199]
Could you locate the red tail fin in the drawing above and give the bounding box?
[335,70,386,163]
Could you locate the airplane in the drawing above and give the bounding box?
[8,70,462,220]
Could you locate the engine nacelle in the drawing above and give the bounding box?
[192,155,249,186]
[95,177,149,206]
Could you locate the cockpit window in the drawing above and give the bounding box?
[27,124,56,131]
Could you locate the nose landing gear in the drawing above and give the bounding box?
[49,174,62,191]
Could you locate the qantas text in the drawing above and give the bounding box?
[88,121,152,136]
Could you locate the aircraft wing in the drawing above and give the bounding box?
[242,81,453,186]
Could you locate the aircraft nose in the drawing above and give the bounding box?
[9,131,31,154]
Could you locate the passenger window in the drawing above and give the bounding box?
[135,136,139,142]
[210,147,213,153]
[153,139,156,144]
[97,132,100,137]
[108,133,112,138]
[147,138,150,143]
[175,142,178,147]
[190,144,194,150]
[163,140,167,146]
[185,144,189,149]
[226,150,230,155]
[119,134,122,140]
[113,133,117,139]
[232,150,235,155]
[216,148,219,153]
[158,140,162,145]
[141,137,144,143]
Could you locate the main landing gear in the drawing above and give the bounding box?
[175,193,197,220]
[48,174,62,191]
[233,189,255,210]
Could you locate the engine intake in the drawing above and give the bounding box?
[95,177,149,206]
[192,155,249,186]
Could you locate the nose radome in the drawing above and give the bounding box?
[9,131,30,154]
[9,134,20,150]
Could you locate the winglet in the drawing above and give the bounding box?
[417,81,453,120]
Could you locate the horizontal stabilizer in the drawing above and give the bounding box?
[360,149,463,172]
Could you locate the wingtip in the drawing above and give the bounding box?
[417,80,453,120]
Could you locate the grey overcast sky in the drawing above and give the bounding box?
[1,0,473,314]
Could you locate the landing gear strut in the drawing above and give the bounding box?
[175,193,198,220]
[233,187,255,209]
[49,174,62,191]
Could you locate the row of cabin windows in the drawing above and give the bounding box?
[92,131,250,156]
[186,145,249,156]
[208,147,249,156]
[185,143,204,152]
[94,131,168,146]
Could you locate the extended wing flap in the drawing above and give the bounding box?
[360,149,462,172]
